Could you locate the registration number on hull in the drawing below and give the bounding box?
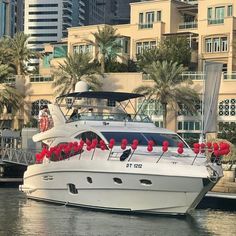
[126,163,142,168]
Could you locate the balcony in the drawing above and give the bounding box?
[208,18,224,25]
[138,23,153,29]
[179,21,198,29]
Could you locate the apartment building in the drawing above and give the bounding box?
[36,0,236,139]
[1,0,235,137]
[24,0,86,69]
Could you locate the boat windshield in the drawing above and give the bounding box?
[101,132,188,148]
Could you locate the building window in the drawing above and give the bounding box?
[29,26,58,30]
[146,11,154,24]
[139,12,143,24]
[189,121,194,130]
[195,122,200,130]
[178,122,182,130]
[215,6,225,19]
[177,121,201,131]
[207,8,212,19]
[156,11,161,21]
[143,42,149,51]
[227,5,233,17]
[205,38,212,52]
[73,44,92,54]
[29,18,58,22]
[136,42,142,54]
[137,98,163,117]
[29,4,58,7]
[150,41,156,49]
[205,37,228,53]
[219,99,236,116]
[221,37,228,52]
[184,121,189,130]
[31,100,51,117]
[29,11,58,15]
[136,41,157,54]
[213,38,220,52]
[222,63,228,73]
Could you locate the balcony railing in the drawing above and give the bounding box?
[182,72,236,80]
[138,23,153,29]
[223,73,236,80]
[29,75,53,83]
[179,21,198,29]
[181,72,205,81]
[208,18,224,25]
[0,76,16,84]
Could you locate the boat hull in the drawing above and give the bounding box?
[19,160,218,215]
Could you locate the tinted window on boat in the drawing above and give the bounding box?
[75,131,102,143]
[102,132,187,147]
[102,132,147,145]
[143,133,187,148]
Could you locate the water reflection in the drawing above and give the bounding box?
[0,189,235,236]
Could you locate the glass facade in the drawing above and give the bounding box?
[0,0,15,37]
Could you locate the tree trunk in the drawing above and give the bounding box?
[17,63,21,76]
[101,54,105,74]
[162,103,167,128]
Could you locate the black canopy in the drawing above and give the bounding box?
[57,91,144,102]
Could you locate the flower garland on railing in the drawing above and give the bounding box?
[35,138,231,164]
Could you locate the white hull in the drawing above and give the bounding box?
[20,158,219,215]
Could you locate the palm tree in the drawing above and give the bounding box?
[136,47,162,71]
[86,25,122,73]
[133,61,199,128]
[0,64,24,115]
[0,37,12,66]
[52,52,102,97]
[7,32,40,75]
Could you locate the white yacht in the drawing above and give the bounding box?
[19,90,224,215]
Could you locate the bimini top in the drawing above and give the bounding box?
[57,91,144,102]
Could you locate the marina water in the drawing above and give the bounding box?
[0,188,235,236]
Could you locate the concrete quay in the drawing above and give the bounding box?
[212,169,236,194]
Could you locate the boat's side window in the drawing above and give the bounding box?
[113,177,122,184]
[67,183,78,194]
[87,177,93,184]
[75,131,104,148]
[140,179,152,186]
